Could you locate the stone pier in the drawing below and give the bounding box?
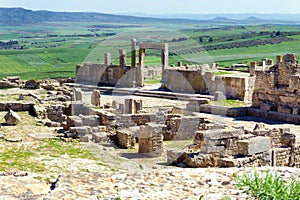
[139,123,165,157]
[250,62,256,76]
[119,49,126,66]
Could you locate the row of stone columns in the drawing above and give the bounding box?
[101,38,169,88]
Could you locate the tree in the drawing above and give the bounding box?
[208,37,213,43]
[199,36,203,43]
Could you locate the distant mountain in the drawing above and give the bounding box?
[0,7,201,26]
[127,13,300,22]
[244,16,263,21]
[212,17,233,21]
[0,7,299,27]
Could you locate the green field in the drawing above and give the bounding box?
[1,21,300,80]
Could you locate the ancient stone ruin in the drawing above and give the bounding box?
[251,54,300,123]
[2,36,300,171]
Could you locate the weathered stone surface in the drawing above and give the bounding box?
[81,115,99,127]
[237,136,271,156]
[117,130,135,149]
[25,79,40,89]
[220,151,271,167]
[199,128,244,140]
[281,133,296,147]
[179,152,219,168]
[253,122,265,131]
[92,132,107,143]
[167,148,185,165]
[69,126,91,137]
[260,102,274,111]
[4,109,21,125]
[91,90,101,107]
[66,116,82,129]
[214,91,226,101]
[138,123,164,156]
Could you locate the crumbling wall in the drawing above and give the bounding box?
[169,121,299,168]
[252,54,300,118]
[165,68,252,101]
[76,63,106,85]
[165,69,207,94]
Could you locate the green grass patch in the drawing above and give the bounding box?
[235,170,300,200]
[144,78,161,85]
[36,139,97,160]
[213,71,233,76]
[0,144,46,172]
[209,99,246,108]
[0,138,97,173]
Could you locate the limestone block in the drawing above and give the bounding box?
[260,102,274,111]
[4,110,21,125]
[281,133,296,147]
[167,149,185,164]
[292,107,299,115]
[24,79,40,89]
[69,126,91,137]
[200,128,244,140]
[92,132,108,143]
[80,135,89,142]
[138,123,164,156]
[117,130,136,149]
[214,91,226,101]
[279,95,297,104]
[180,152,218,168]
[278,105,292,114]
[81,115,99,127]
[237,136,271,156]
[66,116,82,129]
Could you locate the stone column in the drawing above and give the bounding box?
[137,48,145,87]
[134,100,143,113]
[125,99,133,114]
[104,53,111,67]
[250,62,256,76]
[138,123,164,157]
[177,61,182,67]
[119,49,126,66]
[131,38,136,67]
[131,38,137,88]
[276,55,282,64]
[139,48,145,67]
[262,61,266,71]
[161,48,169,79]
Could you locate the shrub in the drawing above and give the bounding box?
[234,170,300,200]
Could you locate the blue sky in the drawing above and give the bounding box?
[0,0,300,14]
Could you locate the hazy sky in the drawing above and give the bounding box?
[0,0,300,14]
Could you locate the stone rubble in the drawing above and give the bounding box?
[0,167,299,199]
[4,109,21,125]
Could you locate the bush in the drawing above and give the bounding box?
[234,170,300,200]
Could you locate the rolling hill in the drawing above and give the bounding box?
[0,7,202,25]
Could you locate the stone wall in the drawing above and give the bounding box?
[169,121,300,168]
[98,65,137,87]
[252,54,300,116]
[163,116,206,140]
[0,102,34,112]
[165,68,207,94]
[164,68,254,102]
